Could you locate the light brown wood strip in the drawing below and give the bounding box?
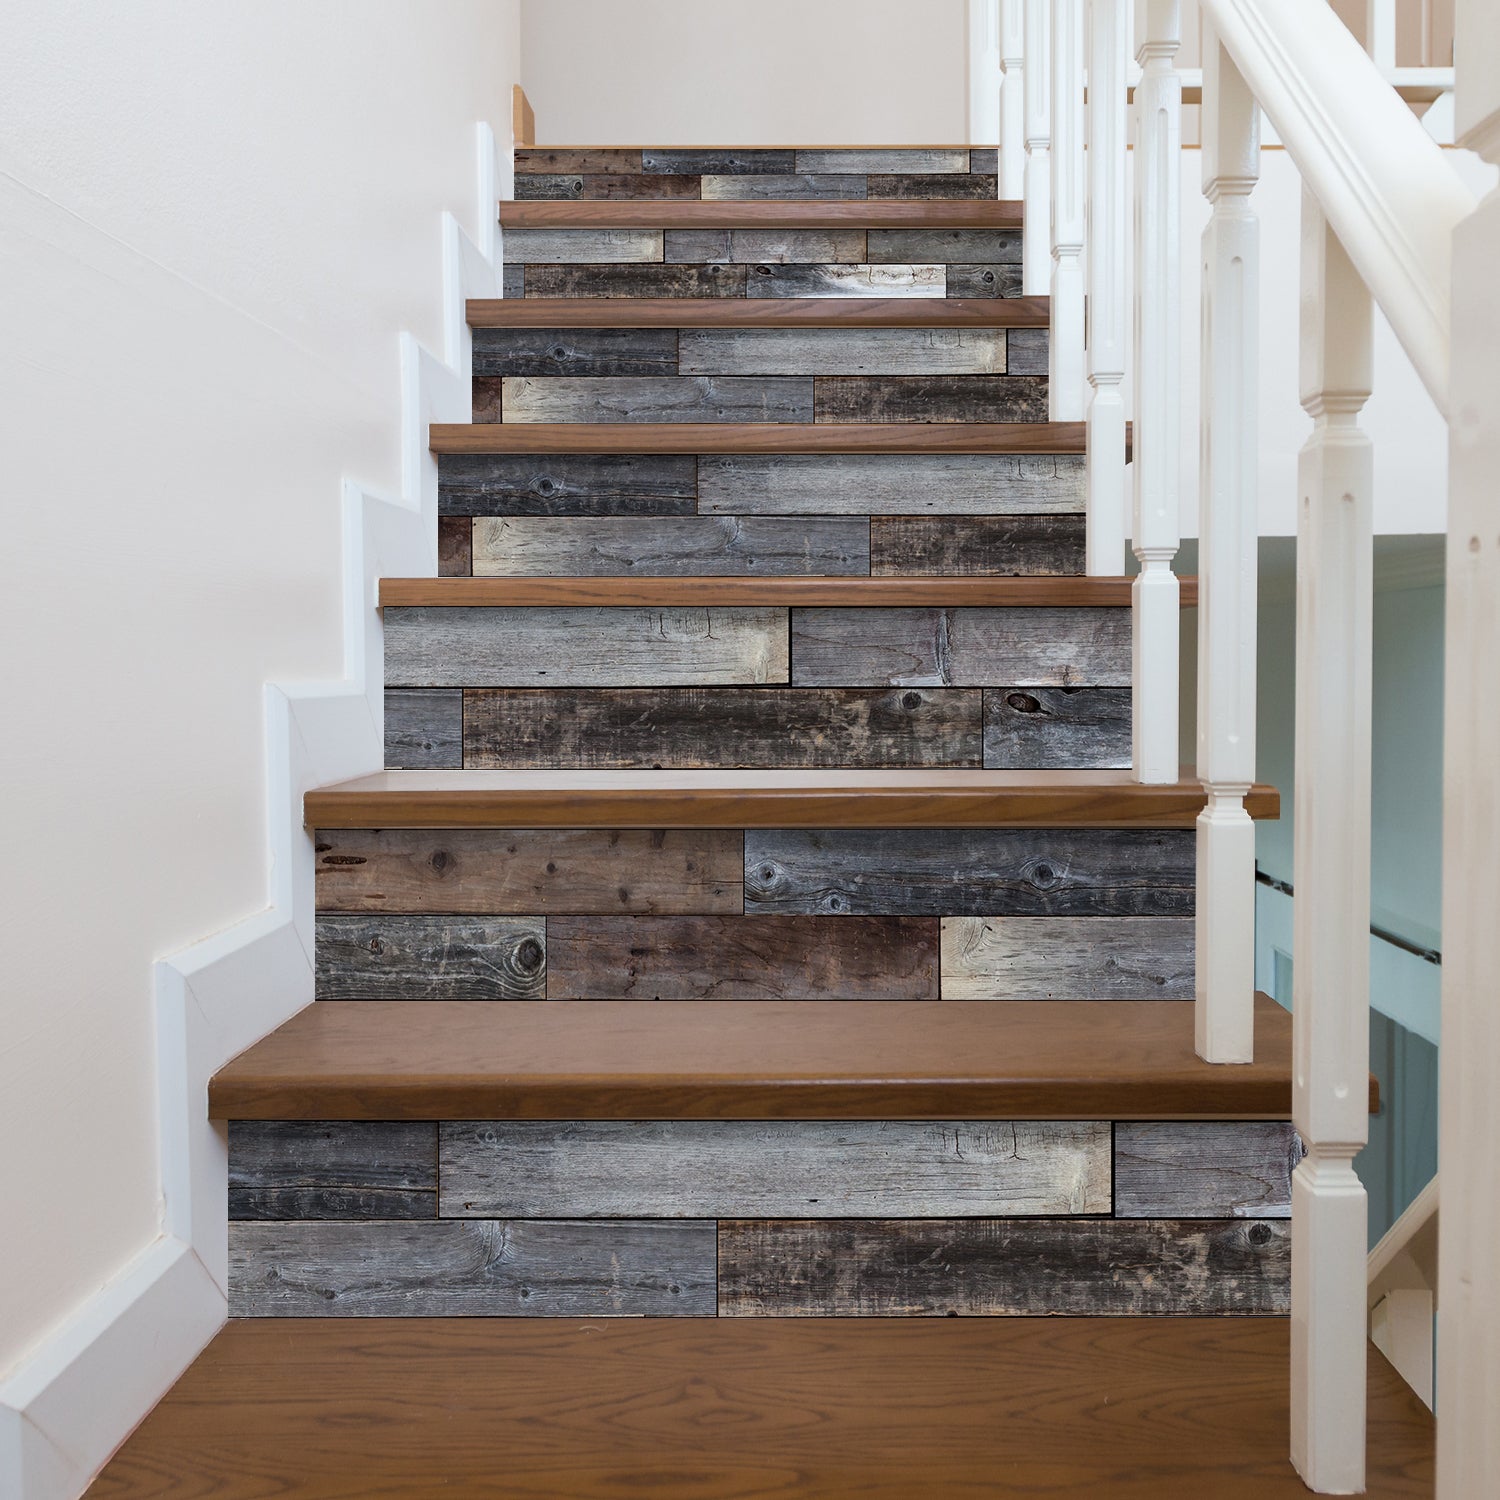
[467,296,1051,327]
[499,200,1025,229]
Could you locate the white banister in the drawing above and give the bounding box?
[1085,0,1129,575]
[1050,0,1086,421]
[1130,0,1181,784]
[1021,0,1051,296]
[1290,192,1374,1496]
[998,0,1026,200]
[1194,22,1259,1065]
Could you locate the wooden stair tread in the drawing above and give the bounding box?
[432,421,1089,455]
[303,769,1279,829]
[208,995,1323,1122]
[379,576,1199,608]
[468,296,1049,328]
[500,199,1024,229]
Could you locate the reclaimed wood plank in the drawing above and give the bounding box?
[501,262,524,298]
[497,376,814,424]
[717,1218,1290,1315]
[472,327,678,377]
[940,915,1196,999]
[504,228,664,264]
[438,453,698,517]
[711,230,869,264]
[869,515,1086,574]
[461,687,982,769]
[384,605,789,687]
[678,328,1006,377]
[437,516,472,575]
[868,174,1000,199]
[546,914,940,1000]
[500,201,1025,230]
[788,607,1131,688]
[699,454,1086,516]
[644,149,795,175]
[744,828,1194,917]
[748,264,944,298]
[315,914,545,1000]
[229,1220,716,1317]
[663,229,732,263]
[314,827,743,915]
[516,173,701,201]
[1006,327,1050,375]
[983,687,1132,769]
[1114,1122,1304,1218]
[814,375,1050,424]
[702,175,867,200]
[866,230,1022,265]
[515,148,643,174]
[796,149,970,174]
[523,265,748,298]
[467,297,1049,328]
[970,148,1000,173]
[439,1120,1111,1218]
[228,1122,436,1221]
[946,264,1025,298]
[383,689,463,770]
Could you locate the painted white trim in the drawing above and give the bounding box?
[0,118,505,1500]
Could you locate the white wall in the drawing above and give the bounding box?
[0,0,518,1384]
[519,0,970,145]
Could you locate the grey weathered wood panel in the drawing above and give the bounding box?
[384,606,789,687]
[698,454,1086,517]
[868,174,999,199]
[523,264,749,298]
[731,230,869,264]
[788,607,1131,688]
[717,1218,1290,1316]
[678,328,1006,377]
[969,149,1000,173]
[513,174,588,200]
[498,376,814,424]
[814,375,1049,424]
[314,828,743,915]
[438,516,472,576]
[549,174,701,201]
[945,264,1025,299]
[472,328,679,378]
[869,515,1087,576]
[644,149,795,174]
[663,230,733,263]
[546,915,940,1000]
[315,914,545,1000]
[501,228,664,264]
[384,689,463,770]
[747,264,944,298]
[438,454,698,517]
[501,263,525,298]
[229,1220,717,1317]
[1115,1123,1304,1218]
[744,829,1194,917]
[702,175,867,200]
[866,230,1022,265]
[229,1122,436,1221]
[1006,327,1050,375]
[461,687,981,770]
[796,149,970,175]
[439,1121,1111,1218]
[982,687,1132,769]
[471,516,867,577]
[516,148,644,175]
[940,915,1196,999]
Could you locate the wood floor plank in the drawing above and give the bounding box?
[467,296,1051,326]
[499,201,1025,228]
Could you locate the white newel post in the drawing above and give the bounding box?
[1085,0,1129,574]
[1050,0,1086,420]
[998,0,1027,200]
[1290,194,1373,1496]
[1130,0,1182,783]
[1195,25,1259,1064]
[1021,0,1052,295]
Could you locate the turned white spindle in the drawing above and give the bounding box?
[998,0,1026,200]
[1290,194,1373,1496]
[1195,25,1259,1064]
[1131,0,1182,784]
[1050,0,1086,420]
[1021,0,1052,295]
[1085,0,1129,574]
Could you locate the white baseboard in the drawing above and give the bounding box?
[0,117,507,1500]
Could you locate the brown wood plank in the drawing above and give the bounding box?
[303,768,1279,830]
[500,200,1026,229]
[207,993,1330,1122]
[467,296,1052,327]
[84,1318,1436,1500]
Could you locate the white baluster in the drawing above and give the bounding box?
[1195,24,1259,1064]
[1131,0,1182,783]
[1086,0,1129,574]
[1021,0,1051,296]
[1290,192,1372,1496]
[1050,0,1086,420]
[998,0,1026,201]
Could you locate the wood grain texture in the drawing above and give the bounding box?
[1114,1123,1304,1218]
[814,374,1050,424]
[702,175,867,200]
[84,1318,1437,1500]
[643,150,796,175]
[209,994,1314,1122]
[229,1219,715,1317]
[545,914,940,1001]
[439,1120,1111,1218]
[499,201,1026,229]
[941,915,1196,999]
[1006,326,1050,375]
[516,173,702,201]
[511,85,534,149]
[383,605,788,687]
[384,689,463,770]
[515,148,643,174]
[744,828,1193,917]
[314,827,743,916]
[677,327,1007,376]
[494,375,814,424]
[502,228,664,263]
[462,687,981,769]
[748,263,945,298]
[228,1121,436,1221]
[315,914,545,1001]
[867,173,1000,199]
[472,327,678,377]
[437,515,472,574]
[467,296,1051,327]
[870,515,1087,574]
[946,263,1026,298]
[982,686,1132,768]
[788,607,1131,688]
[666,229,865,264]
[865,230,1022,264]
[438,453,698,516]
[523,265,748,299]
[717,1218,1290,1316]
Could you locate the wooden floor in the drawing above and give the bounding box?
[88,1318,1433,1499]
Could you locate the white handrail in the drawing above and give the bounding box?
[1200,0,1476,416]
